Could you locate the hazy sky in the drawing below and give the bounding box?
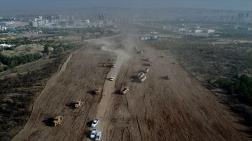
[0,0,251,14]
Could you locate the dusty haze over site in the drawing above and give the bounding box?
[0,0,251,141]
[0,0,251,14]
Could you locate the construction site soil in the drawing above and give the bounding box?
[12,37,250,141]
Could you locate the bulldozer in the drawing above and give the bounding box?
[72,100,82,108]
[120,87,129,95]
[52,116,63,127]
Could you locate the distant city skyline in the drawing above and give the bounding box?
[0,0,251,14]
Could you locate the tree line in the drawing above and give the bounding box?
[214,75,252,104]
[0,53,42,68]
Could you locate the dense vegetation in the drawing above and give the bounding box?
[0,37,32,46]
[0,53,42,68]
[0,55,65,141]
[214,75,252,104]
[0,37,79,70]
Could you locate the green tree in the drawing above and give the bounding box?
[43,45,49,55]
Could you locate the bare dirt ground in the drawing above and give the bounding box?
[12,37,250,141]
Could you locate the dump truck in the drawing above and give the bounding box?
[139,75,146,82]
[120,87,129,94]
[72,100,82,108]
[52,116,63,126]
[137,72,147,82]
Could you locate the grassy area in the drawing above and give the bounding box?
[148,36,252,127]
[1,44,43,57]
[0,53,67,141]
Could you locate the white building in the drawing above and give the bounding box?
[207,29,215,34]
[195,29,203,34]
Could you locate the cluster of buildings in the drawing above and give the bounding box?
[31,16,92,28]
[0,43,14,50]
[31,15,113,28]
[0,20,29,32]
[0,25,7,31]
[0,22,12,31]
[178,26,215,34]
[176,24,217,37]
[140,32,160,41]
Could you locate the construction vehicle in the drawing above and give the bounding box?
[108,76,115,81]
[94,88,101,95]
[120,87,129,95]
[111,64,116,68]
[103,63,115,68]
[52,116,63,126]
[90,129,97,139]
[72,100,82,108]
[91,119,99,128]
[89,129,102,141]
[144,68,149,73]
[137,72,147,82]
[95,131,102,141]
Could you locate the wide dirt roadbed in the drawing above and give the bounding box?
[12,47,112,141]
[13,37,249,141]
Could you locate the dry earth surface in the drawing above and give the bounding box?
[12,36,250,141]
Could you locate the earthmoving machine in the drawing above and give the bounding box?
[90,129,97,139]
[144,68,149,73]
[91,119,99,128]
[52,116,63,126]
[103,62,116,68]
[108,76,115,81]
[95,131,102,141]
[94,88,101,95]
[137,72,147,82]
[89,129,102,141]
[72,100,82,108]
[120,87,129,95]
